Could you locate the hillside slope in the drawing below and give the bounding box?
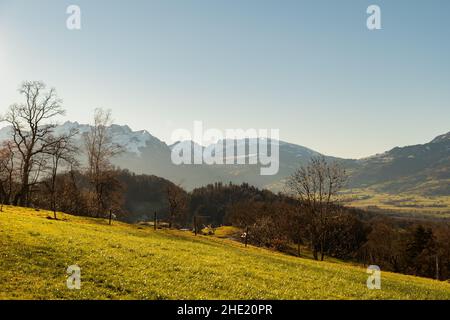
[1,206,450,299]
[348,133,450,195]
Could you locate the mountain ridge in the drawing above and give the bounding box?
[0,121,449,195]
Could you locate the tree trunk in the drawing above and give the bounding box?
[52,192,57,219]
[313,247,318,260]
[14,186,29,207]
[320,241,324,261]
[12,193,19,206]
[311,232,318,260]
[193,215,197,235]
[436,255,440,281]
[19,161,31,207]
[245,226,249,247]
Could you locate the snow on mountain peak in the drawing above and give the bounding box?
[0,120,165,156]
[431,132,450,144]
[108,125,158,155]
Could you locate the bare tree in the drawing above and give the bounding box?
[1,81,65,206]
[0,141,17,211]
[43,129,79,219]
[286,156,347,260]
[84,108,123,218]
[166,183,188,228]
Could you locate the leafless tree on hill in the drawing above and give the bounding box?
[43,129,79,219]
[0,141,17,211]
[84,108,124,218]
[1,81,66,206]
[286,156,347,260]
[167,183,188,228]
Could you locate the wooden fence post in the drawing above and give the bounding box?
[436,255,440,280]
[245,226,249,247]
[194,215,198,236]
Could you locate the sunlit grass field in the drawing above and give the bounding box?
[1,206,450,300]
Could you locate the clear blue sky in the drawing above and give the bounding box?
[1,0,449,158]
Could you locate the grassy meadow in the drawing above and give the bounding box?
[1,205,450,300]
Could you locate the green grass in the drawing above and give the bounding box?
[209,226,241,239]
[1,206,450,300]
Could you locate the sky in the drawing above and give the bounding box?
[0,0,449,159]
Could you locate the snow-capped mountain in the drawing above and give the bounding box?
[1,122,449,195]
[0,121,162,156]
[0,121,330,190]
[51,121,166,156]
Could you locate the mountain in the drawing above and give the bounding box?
[348,133,450,195]
[0,121,449,195]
